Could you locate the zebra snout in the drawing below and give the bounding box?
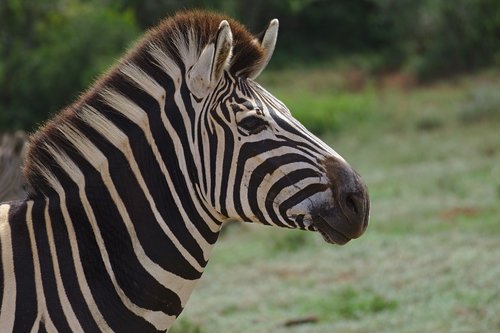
[313,156,370,245]
[339,186,370,238]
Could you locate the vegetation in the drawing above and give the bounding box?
[169,70,500,332]
[169,318,205,333]
[0,0,139,129]
[1,0,500,130]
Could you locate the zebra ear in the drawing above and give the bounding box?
[187,20,233,97]
[248,19,279,79]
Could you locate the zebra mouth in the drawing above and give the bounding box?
[312,215,351,245]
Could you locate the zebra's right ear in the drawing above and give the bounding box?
[247,19,279,79]
[187,20,233,97]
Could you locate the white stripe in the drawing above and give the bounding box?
[120,62,166,104]
[215,101,241,220]
[0,204,16,332]
[235,147,295,222]
[169,29,199,69]
[148,44,182,79]
[212,117,228,214]
[44,198,85,332]
[25,201,58,333]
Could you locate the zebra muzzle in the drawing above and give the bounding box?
[311,202,368,245]
[312,158,370,245]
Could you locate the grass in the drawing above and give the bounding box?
[259,68,378,135]
[168,318,205,333]
[297,286,398,321]
[169,69,500,333]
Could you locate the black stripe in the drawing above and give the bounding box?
[210,102,235,217]
[279,183,329,221]
[264,169,322,227]
[135,52,177,96]
[38,322,47,333]
[111,73,162,119]
[180,79,197,141]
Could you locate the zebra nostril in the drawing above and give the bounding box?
[345,193,360,215]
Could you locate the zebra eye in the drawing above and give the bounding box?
[239,115,268,134]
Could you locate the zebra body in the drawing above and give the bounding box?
[0,11,369,332]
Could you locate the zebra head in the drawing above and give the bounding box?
[182,16,370,244]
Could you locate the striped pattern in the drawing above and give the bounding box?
[0,11,369,332]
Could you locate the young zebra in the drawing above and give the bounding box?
[0,10,369,332]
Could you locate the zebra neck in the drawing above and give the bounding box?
[39,100,223,256]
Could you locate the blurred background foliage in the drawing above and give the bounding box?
[1,0,500,130]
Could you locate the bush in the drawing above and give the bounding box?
[378,0,500,80]
[0,2,139,130]
[282,91,376,136]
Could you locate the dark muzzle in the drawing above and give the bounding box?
[313,157,370,244]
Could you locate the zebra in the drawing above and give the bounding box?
[0,10,369,332]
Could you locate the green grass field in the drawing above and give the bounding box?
[170,70,500,333]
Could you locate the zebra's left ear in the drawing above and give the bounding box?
[248,19,279,79]
[187,20,233,97]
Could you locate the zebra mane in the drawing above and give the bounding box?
[23,10,266,197]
